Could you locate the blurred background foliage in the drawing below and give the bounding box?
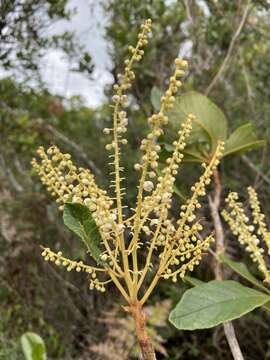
[1,0,270,359]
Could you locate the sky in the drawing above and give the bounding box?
[0,0,113,108]
[0,0,210,108]
[35,0,210,108]
[59,0,210,108]
[41,0,113,107]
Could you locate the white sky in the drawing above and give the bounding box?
[41,0,113,107]
[0,0,113,108]
[0,0,211,108]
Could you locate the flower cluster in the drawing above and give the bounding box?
[104,18,153,217]
[31,146,116,233]
[33,19,223,304]
[222,188,270,283]
[41,247,109,292]
[134,58,188,181]
[141,142,223,290]
[248,186,270,253]
[138,116,192,229]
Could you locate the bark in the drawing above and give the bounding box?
[128,301,157,360]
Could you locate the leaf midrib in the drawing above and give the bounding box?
[78,220,91,252]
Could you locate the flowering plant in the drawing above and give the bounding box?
[32,19,223,360]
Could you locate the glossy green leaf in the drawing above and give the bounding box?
[168,91,227,149]
[219,254,270,294]
[169,280,270,330]
[150,86,162,111]
[21,332,46,360]
[63,202,104,264]
[224,123,265,156]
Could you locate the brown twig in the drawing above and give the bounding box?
[127,302,157,360]
[209,170,244,360]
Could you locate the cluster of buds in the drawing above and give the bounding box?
[41,247,108,292]
[31,146,115,232]
[33,19,223,304]
[222,188,270,283]
[103,20,153,227]
[248,186,270,253]
[134,58,188,182]
[154,142,224,284]
[141,115,193,218]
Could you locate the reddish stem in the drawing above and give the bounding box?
[127,301,157,360]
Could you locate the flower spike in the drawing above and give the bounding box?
[222,189,270,283]
[33,20,223,302]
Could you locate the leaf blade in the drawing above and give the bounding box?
[150,86,162,111]
[21,332,46,360]
[169,280,270,330]
[168,91,228,149]
[224,123,265,157]
[63,202,104,264]
[219,254,270,293]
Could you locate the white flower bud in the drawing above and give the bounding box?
[143,181,154,192]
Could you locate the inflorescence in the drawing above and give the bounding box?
[32,19,224,304]
[222,187,270,283]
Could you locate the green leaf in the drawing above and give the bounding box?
[21,332,46,360]
[63,202,104,264]
[224,123,265,157]
[182,148,207,162]
[162,143,206,163]
[219,254,270,294]
[168,91,227,151]
[169,280,270,330]
[150,86,162,111]
[183,276,204,287]
[173,183,187,201]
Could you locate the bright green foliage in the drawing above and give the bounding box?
[169,280,270,330]
[21,332,46,360]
